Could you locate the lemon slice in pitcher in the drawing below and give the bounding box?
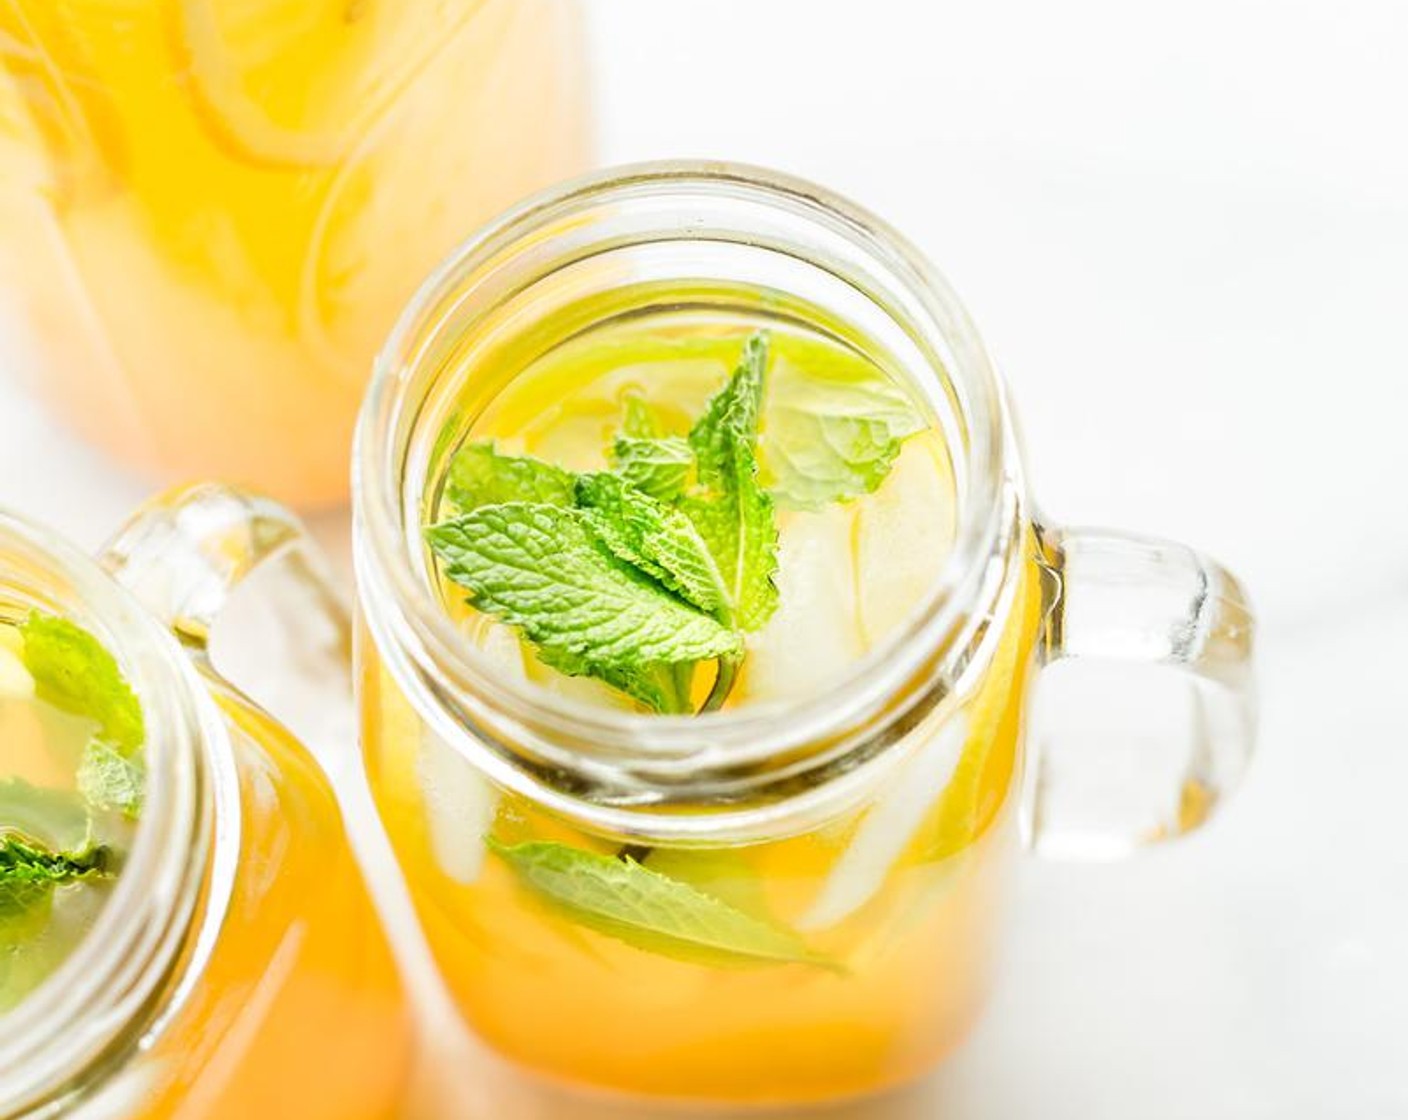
[294,0,585,370]
[177,0,481,168]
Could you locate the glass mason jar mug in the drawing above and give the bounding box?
[0,0,591,508]
[351,164,1257,1109]
[0,489,409,1119]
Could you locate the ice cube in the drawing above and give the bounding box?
[419,728,498,887]
[740,503,864,704]
[471,618,528,682]
[418,620,515,885]
[854,432,958,648]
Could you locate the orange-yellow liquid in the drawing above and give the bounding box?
[1,614,409,1118]
[363,572,1038,1106]
[130,690,410,1119]
[358,317,1044,1107]
[0,0,590,507]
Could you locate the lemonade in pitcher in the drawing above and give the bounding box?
[360,297,1045,1105]
[0,0,590,506]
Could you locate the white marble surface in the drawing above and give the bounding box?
[3,2,1407,1116]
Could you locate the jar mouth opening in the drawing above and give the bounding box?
[354,161,1010,792]
[0,511,234,1111]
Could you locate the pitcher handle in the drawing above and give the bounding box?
[98,483,353,765]
[1027,525,1257,858]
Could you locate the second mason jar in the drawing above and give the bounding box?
[352,164,1256,1109]
[0,489,409,1119]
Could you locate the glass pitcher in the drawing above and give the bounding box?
[343,163,1256,1111]
[0,488,408,1119]
[0,0,591,508]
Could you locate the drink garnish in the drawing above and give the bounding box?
[487,839,841,972]
[427,332,923,714]
[1,615,146,1006]
[20,614,146,816]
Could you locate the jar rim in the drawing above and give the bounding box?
[0,510,238,1114]
[353,160,1018,835]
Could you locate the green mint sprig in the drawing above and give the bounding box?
[426,505,741,714]
[2,613,143,908]
[609,395,693,501]
[0,825,115,1010]
[678,332,779,632]
[1,616,145,1009]
[436,334,926,971]
[19,614,147,817]
[488,839,840,971]
[426,330,924,713]
[0,793,115,984]
[443,440,576,514]
[427,333,781,713]
[761,348,927,510]
[575,472,728,619]
[0,834,113,918]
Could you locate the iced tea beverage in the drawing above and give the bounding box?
[361,320,1039,1104]
[352,165,1256,1110]
[0,502,409,1119]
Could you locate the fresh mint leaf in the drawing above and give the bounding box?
[428,333,916,713]
[77,743,144,818]
[610,434,693,501]
[20,614,143,756]
[2,619,136,1010]
[443,442,576,514]
[426,504,742,713]
[575,473,727,618]
[20,614,146,819]
[763,356,926,510]
[0,835,112,919]
[609,395,694,501]
[1,833,115,1010]
[682,332,780,631]
[488,839,838,970]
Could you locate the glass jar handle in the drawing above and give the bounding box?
[1026,525,1256,859]
[98,483,353,764]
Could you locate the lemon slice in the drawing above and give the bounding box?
[295,0,589,370]
[742,503,865,703]
[0,7,127,199]
[178,0,482,167]
[798,716,970,931]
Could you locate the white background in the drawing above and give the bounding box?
[3,2,1407,1116]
